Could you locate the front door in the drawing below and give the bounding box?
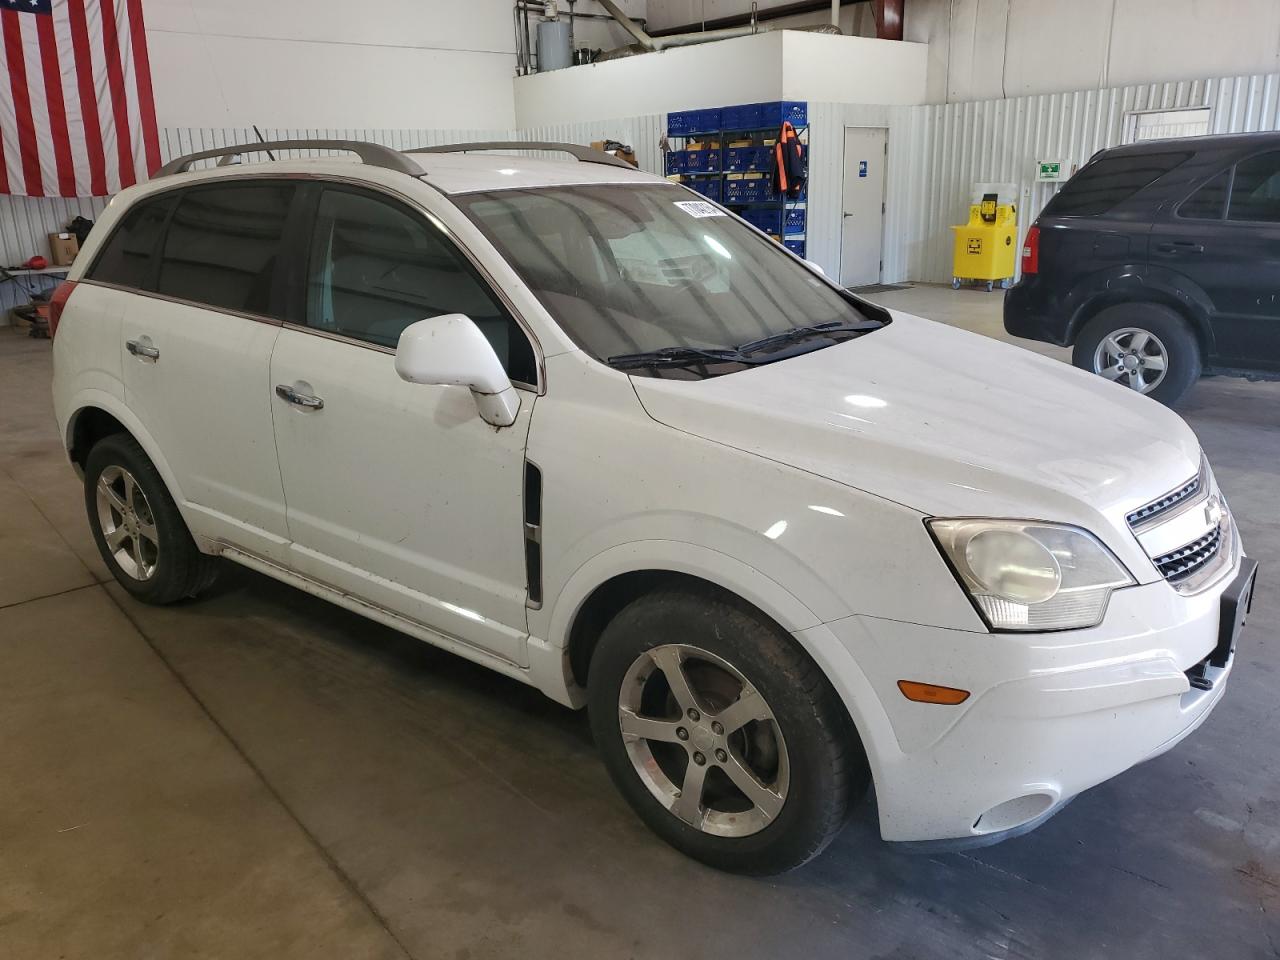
[840,127,888,287]
[268,184,539,665]
[1156,150,1280,371]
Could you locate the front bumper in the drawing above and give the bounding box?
[805,558,1251,844]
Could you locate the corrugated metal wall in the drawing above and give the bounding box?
[9,71,1280,317]
[886,71,1280,285]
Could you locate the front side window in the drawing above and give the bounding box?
[1228,151,1280,222]
[1045,151,1191,217]
[87,195,174,289]
[304,187,535,383]
[156,182,295,316]
[455,185,882,377]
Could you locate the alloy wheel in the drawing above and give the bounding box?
[1092,326,1170,394]
[95,465,159,581]
[617,643,789,837]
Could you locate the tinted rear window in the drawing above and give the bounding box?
[1045,151,1191,217]
[156,182,294,316]
[87,196,173,288]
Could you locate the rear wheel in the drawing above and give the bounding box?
[84,433,219,604]
[587,587,867,875]
[1073,303,1201,405]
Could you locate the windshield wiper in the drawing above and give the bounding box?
[735,319,881,356]
[607,345,749,370]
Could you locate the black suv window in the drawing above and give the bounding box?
[304,187,535,383]
[156,182,295,316]
[86,195,174,289]
[1045,151,1191,217]
[1228,150,1280,222]
[1178,170,1230,220]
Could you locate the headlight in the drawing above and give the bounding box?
[928,519,1134,631]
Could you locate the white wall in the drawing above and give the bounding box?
[143,0,520,129]
[514,30,926,126]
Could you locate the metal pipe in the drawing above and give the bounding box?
[596,0,766,52]
[650,0,860,37]
[832,0,840,27]
[595,0,655,50]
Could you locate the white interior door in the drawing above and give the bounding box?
[840,127,888,287]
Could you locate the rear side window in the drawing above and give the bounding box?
[1178,170,1230,220]
[1228,151,1280,222]
[1045,151,1191,217]
[156,182,294,316]
[87,196,173,288]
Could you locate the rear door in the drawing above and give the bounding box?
[1159,150,1280,370]
[119,180,298,560]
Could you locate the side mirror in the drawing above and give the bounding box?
[804,259,826,276]
[395,314,520,427]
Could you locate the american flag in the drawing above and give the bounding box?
[0,0,159,197]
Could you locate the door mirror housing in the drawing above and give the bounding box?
[804,259,826,276]
[395,314,520,427]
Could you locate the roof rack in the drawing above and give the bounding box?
[155,139,422,177]
[406,141,635,170]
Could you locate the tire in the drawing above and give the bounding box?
[84,433,219,604]
[1072,303,1201,406]
[587,587,868,875]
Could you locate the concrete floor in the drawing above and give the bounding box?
[1,286,1278,959]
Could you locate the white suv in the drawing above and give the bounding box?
[50,139,1257,874]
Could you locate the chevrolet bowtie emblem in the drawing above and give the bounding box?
[1205,495,1223,528]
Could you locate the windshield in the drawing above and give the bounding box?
[455,184,884,377]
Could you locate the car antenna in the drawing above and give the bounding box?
[253,125,276,161]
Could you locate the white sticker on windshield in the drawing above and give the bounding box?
[673,200,726,218]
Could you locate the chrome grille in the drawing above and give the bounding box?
[1127,472,1201,531]
[1153,524,1224,583]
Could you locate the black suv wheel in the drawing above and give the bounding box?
[1073,303,1201,406]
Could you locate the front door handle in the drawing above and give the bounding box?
[126,338,159,361]
[275,384,324,410]
[1155,240,1204,254]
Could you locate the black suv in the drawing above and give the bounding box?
[1004,132,1280,405]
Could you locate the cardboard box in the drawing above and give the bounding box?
[48,232,79,266]
[590,140,637,167]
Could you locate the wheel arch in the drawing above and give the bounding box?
[1066,280,1214,358]
[64,395,190,518]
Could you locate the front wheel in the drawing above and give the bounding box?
[1072,303,1201,406]
[587,587,867,875]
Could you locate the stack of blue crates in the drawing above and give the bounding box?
[666,101,807,255]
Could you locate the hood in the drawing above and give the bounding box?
[631,312,1202,550]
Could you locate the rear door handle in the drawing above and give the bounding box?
[126,338,159,361]
[275,384,324,410]
[1155,240,1204,254]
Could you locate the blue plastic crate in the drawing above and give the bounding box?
[724,145,772,172]
[684,148,722,172]
[784,207,806,234]
[784,238,806,257]
[689,178,722,202]
[722,101,808,131]
[724,177,775,204]
[667,107,722,136]
[664,150,687,175]
[743,209,783,235]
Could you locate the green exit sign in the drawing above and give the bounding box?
[1037,160,1067,182]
